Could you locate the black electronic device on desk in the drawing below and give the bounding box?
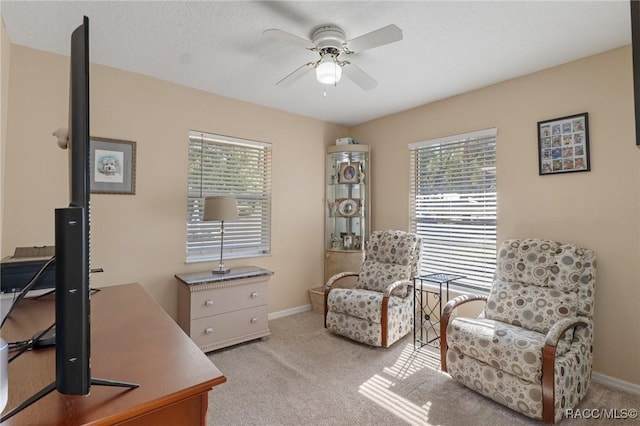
[1,246,55,293]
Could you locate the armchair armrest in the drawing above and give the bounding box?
[324,272,359,327]
[382,280,412,298]
[544,317,590,348]
[442,294,488,315]
[542,317,590,423]
[324,271,359,292]
[440,294,488,373]
[379,279,413,348]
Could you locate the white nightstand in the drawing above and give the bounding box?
[175,266,273,352]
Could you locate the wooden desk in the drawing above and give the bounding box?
[1,283,226,425]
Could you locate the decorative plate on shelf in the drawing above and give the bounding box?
[337,198,359,217]
[338,162,360,184]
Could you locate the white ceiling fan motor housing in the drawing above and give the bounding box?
[311,25,346,52]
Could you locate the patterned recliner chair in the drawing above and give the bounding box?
[324,230,422,347]
[440,238,596,423]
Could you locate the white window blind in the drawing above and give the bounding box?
[409,129,497,291]
[187,131,272,262]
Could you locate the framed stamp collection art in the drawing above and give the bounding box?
[537,113,590,176]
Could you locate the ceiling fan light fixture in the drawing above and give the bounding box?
[316,56,342,85]
[267,23,402,90]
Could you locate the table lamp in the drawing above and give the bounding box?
[204,196,239,274]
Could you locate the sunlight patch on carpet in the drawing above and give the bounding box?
[382,343,443,379]
[359,373,432,425]
[357,344,445,425]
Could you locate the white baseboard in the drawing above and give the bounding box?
[592,372,640,396]
[268,304,312,320]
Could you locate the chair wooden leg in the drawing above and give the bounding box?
[440,310,452,372]
[542,344,556,424]
[381,297,389,347]
[324,288,329,328]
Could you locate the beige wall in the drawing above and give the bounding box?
[2,45,346,318]
[3,39,639,387]
[1,20,11,255]
[350,46,640,385]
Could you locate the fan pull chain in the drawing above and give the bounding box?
[322,82,338,98]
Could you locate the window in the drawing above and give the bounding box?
[409,128,497,291]
[187,131,272,262]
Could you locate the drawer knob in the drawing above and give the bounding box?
[205,299,214,307]
[205,327,214,334]
[250,292,258,299]
[251,316,258,324]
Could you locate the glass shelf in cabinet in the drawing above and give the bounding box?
[327,182,363,187]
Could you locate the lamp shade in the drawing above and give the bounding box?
[316,56,342,85]
[203,196,239,221]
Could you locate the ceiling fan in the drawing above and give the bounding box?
[263,24,403,91]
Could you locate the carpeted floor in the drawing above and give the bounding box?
[207,311,640,425]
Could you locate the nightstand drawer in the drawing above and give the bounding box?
[190,305,269,350]
[190,280,268,319]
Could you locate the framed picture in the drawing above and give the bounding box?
[90,137,137,194]
[336,198,360,217]
[340,232,355,250]
[338,162,360,184]
[537,113,590,175]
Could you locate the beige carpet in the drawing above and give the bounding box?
[207,311,640,425]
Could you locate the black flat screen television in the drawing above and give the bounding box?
[54,15,91,395]
[1,16,137,423]
[55,15,136,398]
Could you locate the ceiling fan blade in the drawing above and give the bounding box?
[276,62,315,87]
[263,28,316,49]
[344,24,403,53]
[341,63,377,91]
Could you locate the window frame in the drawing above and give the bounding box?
[186,131,272,263]
[409,128,497,292]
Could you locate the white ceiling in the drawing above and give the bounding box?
[0,1,633,127]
